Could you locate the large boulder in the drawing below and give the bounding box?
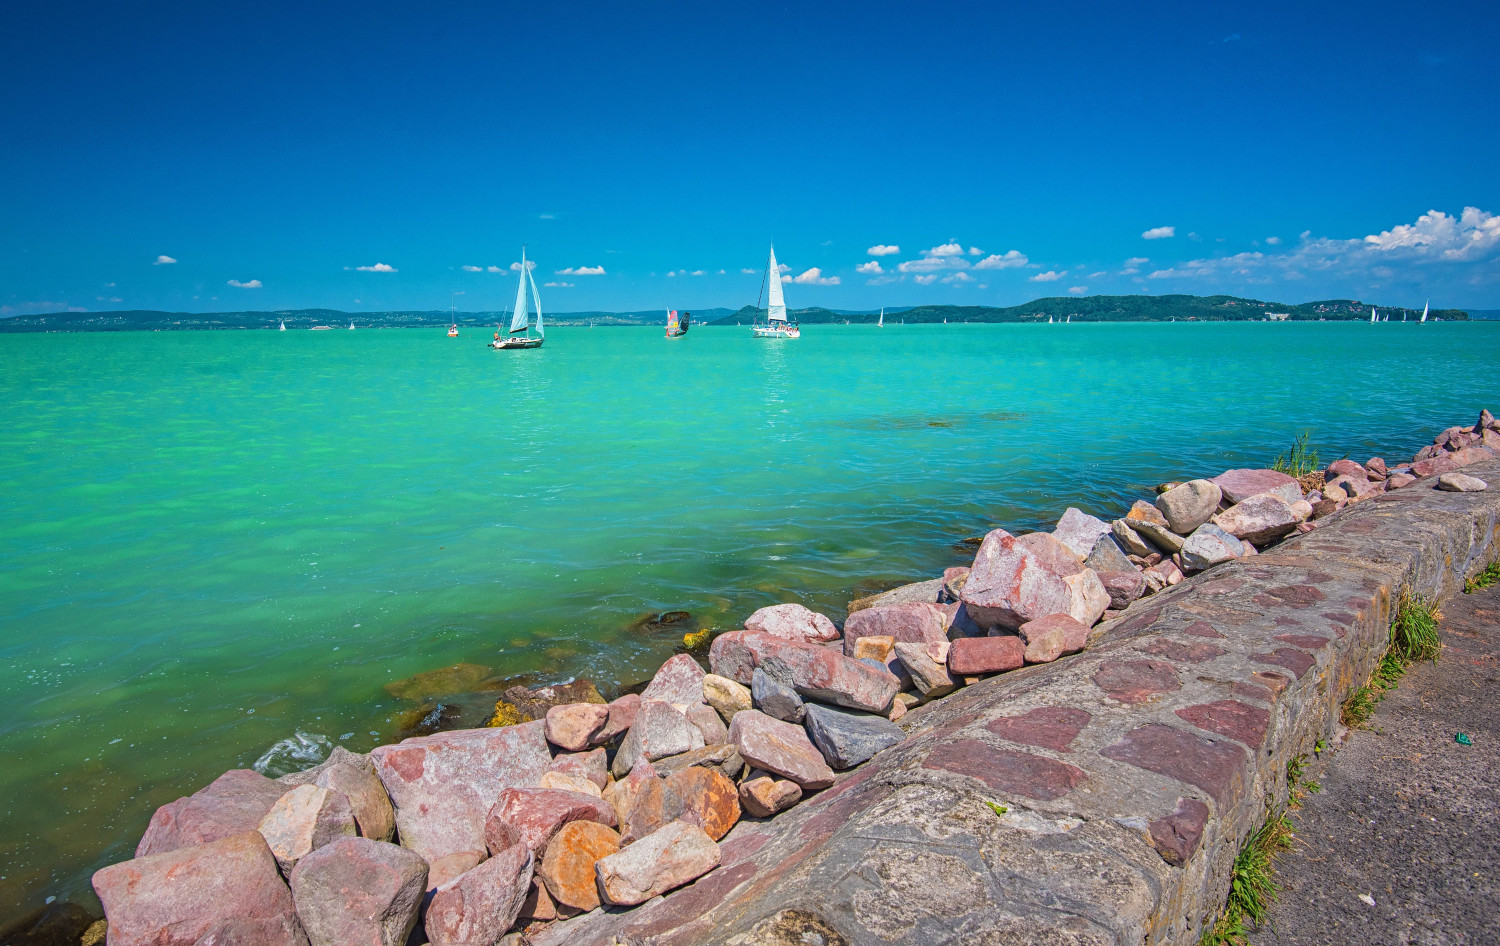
[751,667,806,723]
[136,769,288,857]
[611,700,704,777]
[369,723,552,863]
[639,653,708,705]
[424,844,533,946]
[1215,493,1300,545]
[544,703,610,752]
[728,710,835,789]
[709,632,899,714]
[538,821,620,913]
[93,831,307,946]
[1017,613,1089,664]
[1062,568,1110,627]
[289,837,427,946]
[594,821,721,907]
[483,788,617,859]
[257,784,358,872]
[960,528,1073,631]
[1096,569,1146,609]
[802,703,906,770]
[1051,507,1112,559]
[946,635,1025,675]
[1180,522,1245,571]
[1016,532,1084,576]
[743,603,839,643]
[1154,479,1222,534]
[841,602,949,657]
[664,766,741,840]
[1211,468,1302,505]
[702,673,752,723]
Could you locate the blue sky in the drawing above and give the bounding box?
[2,0,1497,316]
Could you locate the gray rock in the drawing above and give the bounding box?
[1085,533,1135,573]
[1180,523,1245,572]
[1110,519,1155,557]
[1214,493,1301,545]
[751,667,806,723]
[1154,479,1223,535]
[651,743,745,782]
[611,700,705,777]
[801,703,906,770]
[1051,507,1112,559]
[1130,517,1187,554]
[892,642,956,697]
[1437,472,1488,492]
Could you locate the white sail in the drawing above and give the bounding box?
[509,249,531,333]
[1420,300,1429,323]
[766,244,787,322]
[528,266,544,337]
[878,307,884,327]
[1371,308,1377,323]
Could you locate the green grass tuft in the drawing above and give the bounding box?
[1390,592,1441,662]
[1200,812,1295,945]
[1271,431,1321,477]
[984,800,1009,817]
[1465,561,1500,594]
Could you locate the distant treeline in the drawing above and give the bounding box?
[0,308,741,333]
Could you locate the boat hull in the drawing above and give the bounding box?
[489,336,543,349]
[752,324,800,339]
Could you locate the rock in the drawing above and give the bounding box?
[1111,519,1156,557]
[483,787,617,859]
[93,831,307,946]
[665,766,741,840]
[1096,568,1146,608]
[1214,493,1301,545]
[1322,483,1349,503]
[801,703,906,770]
[538,821,620,914]
[369,722,552,864]
[426,851,485,894]
[1437,472,1488,492]
[960,528,1074,631]
[640,653,708,705]
[1017,614,1089,664]
[384,663,493,701]
[289,837,427,946]
[546,747,608,790]
[1051,507,1112,559]
[708,631,900,713]
[612,759,687,844]
[1242,540,1258,555]
[751,666,806,723]
[2,904,97,946]
[702,673,752,723]
[1366,457,1388,477]
[544,702,610,752]
[1386,472,1417,489]
[518,877,557,922]
[1144,559,1184,588]
[538,771,602,797]
[842,601,949,656]
[847,577,945,614]
[1411,453,1462,477]
[258,784,358,872]
[1128,516,1187,554]
[1211,468,1303,505]
[892,641,957,697]
[653,743,745,782]
[946,635,1025,674]
[602,758,656,825]
[684,702,729,745]
[1126,499,1170,529]
[728,710,835,789]
[1290,499,1314,520]
[498,679,606,723]
[306,757,395,843]
[1062,568,1110,627]
[136,769,288,858]
[743,603,840,643]
[1327,473,1377,499]
[852,634,895,661]
[594,820,721,907]
[1085,533,1136,573]
[611,700,704,777]
[1311,498,1340,518]
[738,774,802,817]
[591,693,641,746]
[1325,458,1368,480]
[942,567,970,600]
[1180,523,1245,572]
[1016,531,1084,578]
[1481,408,1497,430]
[1154,480,1222,534]
[424,843,532,946]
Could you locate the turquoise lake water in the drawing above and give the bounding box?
[2,321,1498,922]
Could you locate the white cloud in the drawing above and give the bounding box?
[717,269,726,275]
[1188,232,1202,241]
[913,274,938,285]
[1030,270,1066,282]
[487,265,505,273]
[1125,257,1150,266]
[866,244,900,256]
[1364,207,1500,260]
[690,270,706,276]
[921,241,965,257]
[356,263,397,272]
[866,275,901,286]
[105,282,116,287]
[856,261,884,275]
[1087,271,1106,278]
[556,265,606,276]
[791,267,840,285]
[1265,236,1282,245]
[1142,226,1175,240]
[153,255,177,265]
[461,265,483,272]
[741,268,757,274]
[543,281,573,288]
[509,260,536,272]
[1068,286,1088,295]
[941,272,974,284]
[898,253,971,273]
[969,247,983,256]
[776,263,791,273]
[973,250,1028,270]
[538,213,556,220]
[227,279,262,288]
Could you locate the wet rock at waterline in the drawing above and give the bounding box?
[743,602,840,643]
[639,653,708,705]
[136,769,289,858]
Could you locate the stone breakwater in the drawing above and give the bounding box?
[82,411,1500,946]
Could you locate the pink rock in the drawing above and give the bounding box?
[1411,453,1462,477]
[1062,567,1110,626]
[1325,459,1367,480]
[611,699,704,777]
[946,635,1025,674]
[546,748,608,790]
[483,787,618,859]
[893,642,956,696]
[842,601,949,657]
[1365,457,1388,478]
[544,702,610,752]
[311,757,396,843]
[1051,507,1112,559]
[743,602,840,643]
[608,758,686,844]
[1016,531,1084,577]
[1215,493,1301,545]
[1018,613,1090,663]
[1326,472,1376,499]
[257,784,358,872]
[590,693,640,746]
[1211,468,1302,505]
[369,722,552,864]
[93,831,306,946]
[424,843,533,946]
[136,769,287,858]
[289,837,428,946]
[594,820,720,907]
[684,701,729,745]
[1096,568,1146,608]
[708,631,899,713]
[425,851,485,895]
[728,710,835,789]
[961,528,1074,631]
[639,653,708,705]
[1387,472,1417,489]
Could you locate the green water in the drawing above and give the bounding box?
[2,321,1498,921]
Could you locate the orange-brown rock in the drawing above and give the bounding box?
[538,820,620,913]
[738,773,802,817]
[664,766,741,841]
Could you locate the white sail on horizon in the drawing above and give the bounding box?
[878,307,884,327]
[766,244,787,323]
[1420,300,1429,323]
[1371,307,1377,323]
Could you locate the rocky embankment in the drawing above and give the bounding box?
[80,412,1500,946]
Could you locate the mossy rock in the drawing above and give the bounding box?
[487,700,527,728]
[627,610,695,634]
[683,629,711,649]
[384,663,493,701]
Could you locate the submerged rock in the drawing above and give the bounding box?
[383,663,493,702]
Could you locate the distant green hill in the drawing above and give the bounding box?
[706,294,1469,325]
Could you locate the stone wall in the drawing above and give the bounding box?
[531,459,1500,945]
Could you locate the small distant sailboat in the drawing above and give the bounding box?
[1048,315,1054,324]
[490,248,545,349]
[1420,300,1429,323]
[1370,307,1378,324]
[665,309,690,338]
[349,320,355,330]
[1066,315,1071,324]
[278,320,286,331]
[752,243,800,339]
[878,308,884,327]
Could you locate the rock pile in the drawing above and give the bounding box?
[86,412,1497,945]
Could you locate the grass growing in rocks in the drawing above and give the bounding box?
[1200,811,1295,946]
[1271,432,1321,477]
[1464,561,1500,593]
[1340,592,1440,727]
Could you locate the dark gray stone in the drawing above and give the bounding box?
[801,703,906,770]
[752,667,805,723]
[1085,533,1135,573]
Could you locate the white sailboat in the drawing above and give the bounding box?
[490,248,545,349]
[349,321,355,330]
[752,243,799,339]
[1048,315,1054,323]
[278,320,286,331]
[1420,300,1429,323]
[1370,307,1377,324]
[878,308,884,327]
